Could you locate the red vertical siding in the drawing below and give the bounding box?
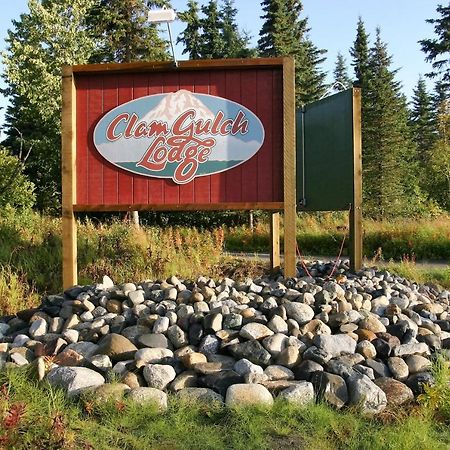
[193,71,211,204]
[75,67,284,208]
[87,77,103,204]
[132,74,149,205]
[76,76,89,204]
[117,75,134,204]
[102,75,119,204]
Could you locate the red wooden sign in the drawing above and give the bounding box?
[71,61,286,211]
[61,59,297,287]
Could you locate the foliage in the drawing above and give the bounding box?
[258,0,327,105]
[353,25,421,218]
[350,17,370,87]
[409,76,437,190]
[0,367,449,449]
[429,99,450,209]
[420,3,450,89]
[333,52,352,91]
[1,0,96,210]
[177,0,203,59]
[177,0,254,60]
[86,0,170,63]
[0,149,35,209]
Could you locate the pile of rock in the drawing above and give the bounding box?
[1,260,449,414]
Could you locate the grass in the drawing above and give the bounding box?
[1,208,450,315]
[225,213,450,261]
[0,365,449,450]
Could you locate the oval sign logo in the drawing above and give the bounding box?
[93,90,265,184]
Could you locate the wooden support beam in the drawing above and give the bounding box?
[283,58,297,277]
[350,88,363,272]
[270,212,281,271]
[61,67,77,289]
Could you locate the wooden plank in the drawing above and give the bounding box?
[162,72,180,204]
[224,70,243,202]
[75,76,89,204]
[178,72,196,204]
[209,70,227,203]
[256,69,273,202]
[102,74,119,204]
[240,70,258,202]
[132,73,149,205]
[87,76,103,204]
[73,202,284,212]
[193,71,211,204]
[117,74,134,204]
[350,88,363,272]
[71,58,287,75]
[61,67,77,288]
[272,69,284,201]
[270,212,281,271]
[282,58,297,278]
[147,72,164,204]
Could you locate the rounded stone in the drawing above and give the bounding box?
[387,357,409,381]
[181,352,208,369]
[278,381,315,406]
[95,333,137,362]
[240,323,274,341]
[374,377,414,406]
[405,355,432,374]
[357,340,377,359]
[143,364,176,390]
[358,317,387,334]
[284,303,315,325]
[134,347,173,364]
[225,383,274,407]
[127,387,168,410]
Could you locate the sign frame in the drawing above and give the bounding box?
[61,58,297,288]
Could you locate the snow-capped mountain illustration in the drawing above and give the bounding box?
[141,89,215,126]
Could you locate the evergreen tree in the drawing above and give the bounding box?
[178,0,254,60]
[177,0,203,59]
[430,98,450,209]
[409,76,436,172]
[350,17,370,87]
[333,52,352,90]
[220,0,254,58]
[199,1,224,59]
[362,28,420,217]
[258,0,327,105]
[1,0,96,209]
[419,3,450,89]
[86,0,170,63]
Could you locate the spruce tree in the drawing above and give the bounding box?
[86,0,170,63]
[178,0,254,60]
[177,0,203,59]
[420,3,450,89]
[220,0,254,58]
[199,1,224,59]
[333,52,352,90]
[350,17,370,87]
[409,77,436,172]
[258,0,327,105]
[363,29,419,217]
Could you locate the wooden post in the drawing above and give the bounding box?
[283,58,297,277]
[270,212,281,271]
[61,66,77,288]
[350,88,363,272]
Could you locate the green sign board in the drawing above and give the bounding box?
[297,88,359,211]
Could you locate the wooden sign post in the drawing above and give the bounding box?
[61,58,297,288]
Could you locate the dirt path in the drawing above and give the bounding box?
[225,252,450,270]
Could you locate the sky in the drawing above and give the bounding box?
[0,0,442,133]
